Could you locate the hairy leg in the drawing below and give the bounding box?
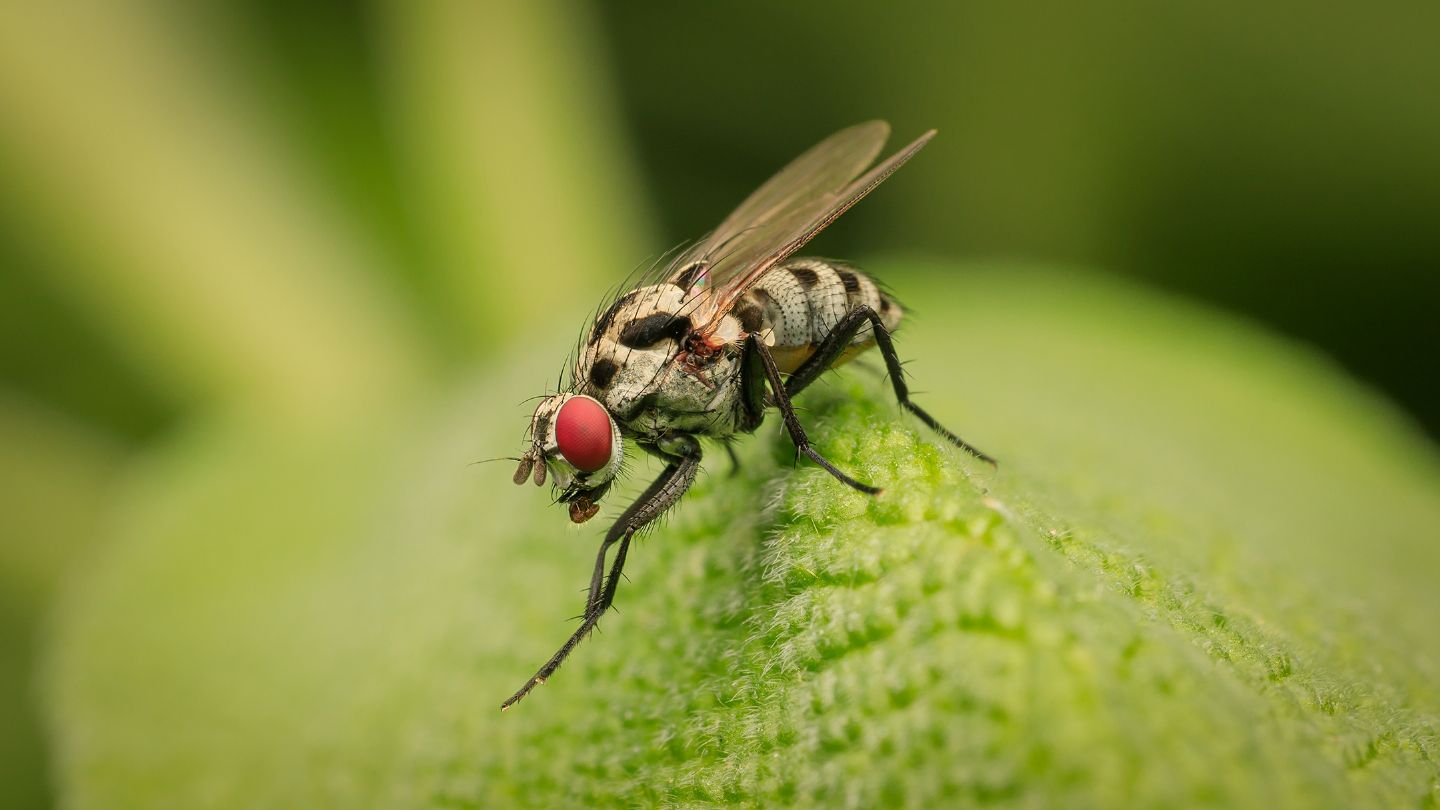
[501,438,702,710]
[747,334,882,494]
[785,306,995,466]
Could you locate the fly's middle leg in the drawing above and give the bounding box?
[786,305,997,466]
[722,442,743,477]
[745,334,883,495]
[738,330,769,433]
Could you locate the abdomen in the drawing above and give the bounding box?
[732,258,904,373]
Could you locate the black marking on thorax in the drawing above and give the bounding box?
[590,291,639,346]
[675,261,708,289]
[618,312,692,348]
[589,358,619,389]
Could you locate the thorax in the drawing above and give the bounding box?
[575,282,745,441]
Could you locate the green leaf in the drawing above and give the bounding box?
[45,264,1440,808]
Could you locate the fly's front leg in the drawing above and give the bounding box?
[501,436,701,710]
[746,334,882,495]
[786,305,996,466]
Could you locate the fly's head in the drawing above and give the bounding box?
[514,393,623,524]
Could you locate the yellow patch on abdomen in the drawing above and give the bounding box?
[769,339,875,375]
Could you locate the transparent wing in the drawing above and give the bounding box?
[666,122,936,335]
[669,121,888,276]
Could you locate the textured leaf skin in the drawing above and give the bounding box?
[47,266,1440,808]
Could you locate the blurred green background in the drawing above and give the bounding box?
[1,1,1437,807]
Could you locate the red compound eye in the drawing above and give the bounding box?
[555,396,613,472]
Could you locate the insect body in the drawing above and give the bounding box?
[503,122,993,710]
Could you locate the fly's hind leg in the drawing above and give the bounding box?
[786,306,996,466]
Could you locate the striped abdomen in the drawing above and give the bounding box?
[732,258,903,373]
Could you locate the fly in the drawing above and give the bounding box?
[502,121,994,710]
